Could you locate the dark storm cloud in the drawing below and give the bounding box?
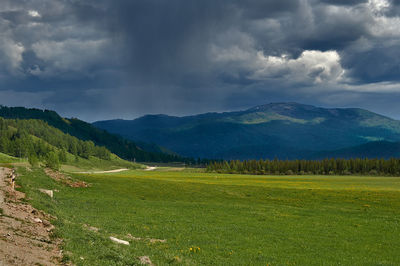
[320,0,368,5]
[111,1,228,80]
[235,0,300,18]
[1,0,400,121]
[342,43,400,83]
[301,6,371,51]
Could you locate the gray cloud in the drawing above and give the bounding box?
[0,0,400,121]
[320,0,368,5]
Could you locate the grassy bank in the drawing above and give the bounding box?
[60,153,143,172]
[16,168,400,265]
[0,152,23,163]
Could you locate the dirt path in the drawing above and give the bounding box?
[76,168,129,174]
[144,166,157,171]
[0,167,62,265]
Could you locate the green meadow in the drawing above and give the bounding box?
[16,168,400,265]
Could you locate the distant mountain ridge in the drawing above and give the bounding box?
[93,102,400,159]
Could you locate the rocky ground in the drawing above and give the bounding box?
[0,167,62,265]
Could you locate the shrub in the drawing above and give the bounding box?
[369,170,378,176]
[286,170,294,175]
[28,154,39,167]
[45,151,60,170]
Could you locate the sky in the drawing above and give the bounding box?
[1,0,400,121]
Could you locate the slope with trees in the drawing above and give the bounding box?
[0,106,188,163]
[0,117,114,168]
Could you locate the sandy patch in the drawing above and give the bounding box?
[45,168,89,187]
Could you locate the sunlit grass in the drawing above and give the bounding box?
[17,167,400,265]
[0,152,23,163]
[117,169,400,191]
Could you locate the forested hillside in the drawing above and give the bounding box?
[0,117,112,168]
[0,106,187,163]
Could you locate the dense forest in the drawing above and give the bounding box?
[0,117,113,168]
[207,158,400,176]
[0,106,189,163]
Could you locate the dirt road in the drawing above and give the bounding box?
[76,168,129,174]
[0,167,61,265]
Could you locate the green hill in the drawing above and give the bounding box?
[0,106,186,163]
[93,102,400,159]
[0,117,142,170]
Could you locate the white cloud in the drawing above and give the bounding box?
[0,40,25,72]
[368,0,390,14]
[369,16,400,37]
[210,34,345,85]
[363,0,400,38]
[28,10,41,18]
[251,50,345,84]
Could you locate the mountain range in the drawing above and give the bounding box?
[93,102,400,160]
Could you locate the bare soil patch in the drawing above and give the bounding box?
[0,167,62,265]
[45,168,88,188]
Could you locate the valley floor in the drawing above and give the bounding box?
[11,167,400,265]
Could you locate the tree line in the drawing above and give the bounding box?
[207,158,400,176]
[0,118,112,168]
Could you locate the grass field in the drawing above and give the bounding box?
[16,168,400,265]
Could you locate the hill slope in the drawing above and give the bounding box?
[0,106,184,162]
[93,102,400,159]
[0,117,142,170]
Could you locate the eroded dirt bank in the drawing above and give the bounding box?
[0,167,62,265]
